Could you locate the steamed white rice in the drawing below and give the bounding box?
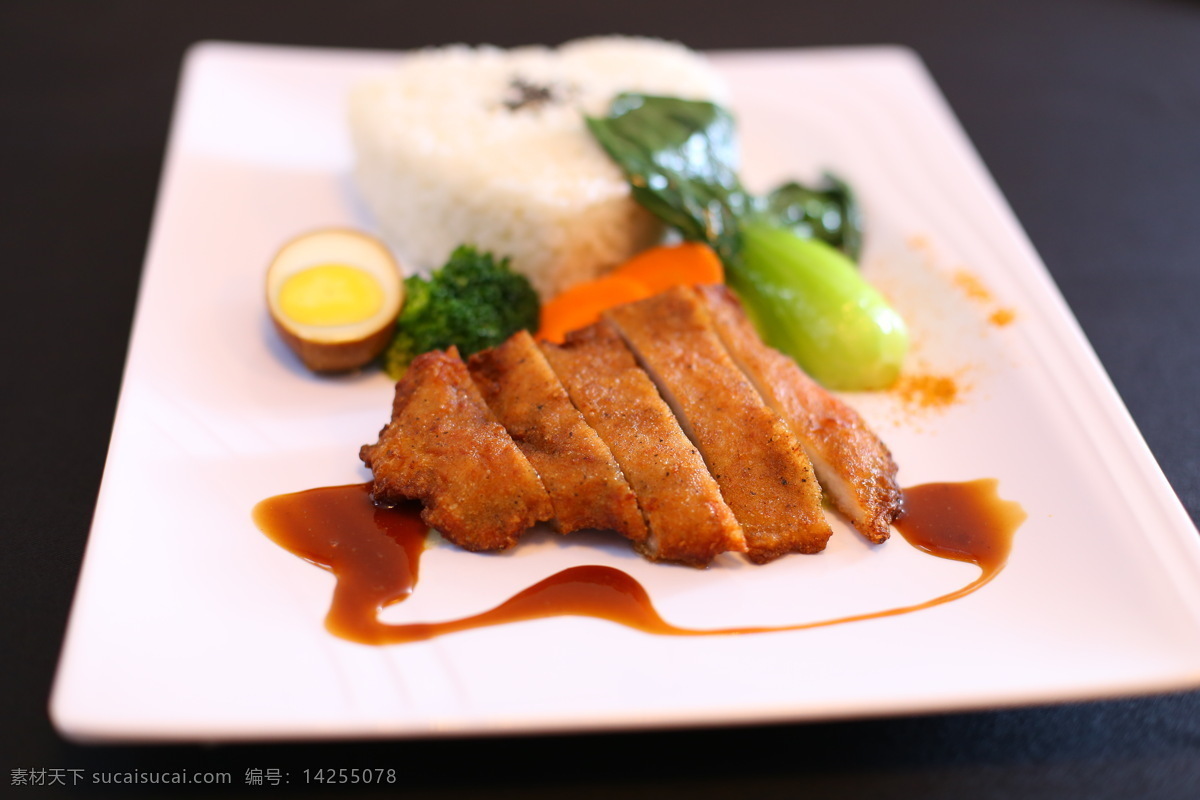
[348,36,727,298]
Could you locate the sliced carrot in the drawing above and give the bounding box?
[537,274,654,343]
[611,241,723,293]
[536,242,725,343]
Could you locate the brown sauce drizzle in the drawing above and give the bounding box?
[253,479,1025,645]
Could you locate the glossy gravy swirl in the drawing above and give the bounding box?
[253,479,1025,645]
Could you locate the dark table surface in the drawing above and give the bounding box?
[4,0,1199,797]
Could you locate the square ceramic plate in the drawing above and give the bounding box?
[51,41,1200,742]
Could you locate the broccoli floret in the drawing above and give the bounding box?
[383,246,540,378]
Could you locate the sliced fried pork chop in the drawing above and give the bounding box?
[359,347,553,551]
[606,286,832,562]
[540,321,746,566]
[697,284,901,543]
[468,330,647,541]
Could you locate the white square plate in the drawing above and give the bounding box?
[51,41,1200,742]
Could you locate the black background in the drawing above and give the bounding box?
[3,0,1199,797]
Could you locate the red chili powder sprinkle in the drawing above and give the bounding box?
[892,373,962,411]
[989,308,1016,327]
[952,269,993,302]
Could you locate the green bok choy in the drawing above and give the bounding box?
[586,93,906,390]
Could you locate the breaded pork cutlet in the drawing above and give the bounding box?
[359,347,553,551]
[697,285,902,543]
[468,330,647,541]
[540,321,746,566]
[606,287,832,562]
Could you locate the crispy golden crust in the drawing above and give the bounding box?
[606,287,832,562]
[468,331,647,541]
[697,285,901,543]
[540,322,746,566]
[359,347,553,550]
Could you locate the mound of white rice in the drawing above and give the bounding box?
[348,36,727,298]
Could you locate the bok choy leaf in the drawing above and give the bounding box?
[587,93,906,390]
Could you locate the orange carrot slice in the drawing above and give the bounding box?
[612,241,723,293]
[536,242,725,343]
[537,274,654,344]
